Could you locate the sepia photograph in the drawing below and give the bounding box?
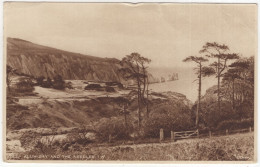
[2,2,257,162]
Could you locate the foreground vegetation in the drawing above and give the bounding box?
[7,132,254,161]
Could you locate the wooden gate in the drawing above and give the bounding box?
[172,129,199,141]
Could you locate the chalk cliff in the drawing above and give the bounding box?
[7,38,125,82]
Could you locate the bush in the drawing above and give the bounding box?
[36,76,45,86]
[105,86,115,92]
[95,117,134,142]
[235,101,254,119]
[65,128,94,151]
[65,81,73,89]
[41,77,53,88]
[15,78,35,93]
[199,101,235,128]
[105,82,124,89]
[52,75,65,90]
[143,104,193,138]
[105,82,117,86]
[85,84,102,91]
[216,118,254,131]
[20,130,58,155]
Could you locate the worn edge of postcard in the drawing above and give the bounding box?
[2,2,258,164]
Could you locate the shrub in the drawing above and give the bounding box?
[118,83,124,89]
[52,75,65,90]
[235,101,254,119]
[95,117,134,142]
[41,77,53,88]
[20,131,56,154]
[105,82,124,89]
[199,101,235,129]
[20,131,42,150]
[84,84,102,91]
[105,86,115,92]
[65,81,73,89]
[20,129,60,155]
[64,128,94,151]
[36,76,45,86]
[105,82,116,86]
[143,104,193,138]
[216,118,254,131]
[15,78,35,93]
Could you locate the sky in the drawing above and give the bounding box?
[4,3,257,68]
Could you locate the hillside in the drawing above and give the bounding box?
[7,84,192,131]
[7,38,125,82]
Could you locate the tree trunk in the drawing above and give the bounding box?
[137,90,141,128]
[135,63,142,129]
[142,68,146,101]
[137,77,142,128]
[196,64,202,128]
[217,57,221,113]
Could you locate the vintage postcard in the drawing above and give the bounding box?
[3,2,257,162]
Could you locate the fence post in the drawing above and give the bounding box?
[226,129,229,135]
[160,128,164,142]
[171,131,174,142]
[249,127,252,132]
[209,131,212,138]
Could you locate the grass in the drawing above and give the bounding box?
[83,133,254,161]
[6,132,254,161]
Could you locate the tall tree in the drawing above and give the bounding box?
[146,76,150,118]
[116,97,130,130]
[119,53,151,128]
[222,57,253,110]
[183,56,208,127]
[199,42,239,113]
[222,68,240,110]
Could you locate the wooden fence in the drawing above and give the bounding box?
[159,127,253,142]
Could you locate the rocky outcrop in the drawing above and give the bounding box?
[150,91,193,109]
[200,85,218,104]
[167,73,178,81]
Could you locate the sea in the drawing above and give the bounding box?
[148,67,217,103]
